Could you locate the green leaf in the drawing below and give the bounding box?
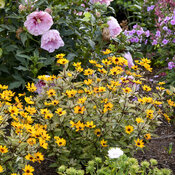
[20,33,27,46]
[9,81,22,89]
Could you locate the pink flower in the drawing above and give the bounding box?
[123,52,134,68]
[107,17,122,38]
[90,0,113,6]
[24,11,53,36]
[41,30,64,53]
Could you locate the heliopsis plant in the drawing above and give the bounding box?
[0,50,174,173]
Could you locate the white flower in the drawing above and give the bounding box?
[108,147,123,159]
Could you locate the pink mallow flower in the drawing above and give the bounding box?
[123,52,134,68]
[24,11,53,36]
[90,0,113,6]
[41,30,64,53]
[107,17,122,38]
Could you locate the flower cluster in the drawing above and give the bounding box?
[24,11,64,52]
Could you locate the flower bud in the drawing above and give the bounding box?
[76,170,85,175]
[128,158,138,165]
[150,159,158,166]
[95,157,102,164]
[88,160,95,167]
[66,167,77,175]
[58,165,66,172]
[141,161,150,168]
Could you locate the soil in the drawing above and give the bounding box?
[135,124,175,174]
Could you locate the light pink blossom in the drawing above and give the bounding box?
[41,30,64,53]
[90,0,113,6]
[107,17,122,38]
[24,11,53,36]
[123,52,134,68]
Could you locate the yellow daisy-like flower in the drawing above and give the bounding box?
[55,137,66,147]
[110,66,123,75]
[134,138,144,148]
[0,165,3,173]
[47,89,56,97]
[0,145,8,153]
[102,49,112,55]
[34,152,44,163]
[57,58,69,64]
[77,97,87,104]
[125,125,134,134]
[84,68,94,76]
[22,164,34,175]
[146,109,154,119]
[55,53,65,59]
[85,121,96,128]
[100,139,108,147]
[74,106,85,114]
[27,138,36,146]
[144,133,151,140]
[55,108,66,116]
[142,85,151,92]
[89,60,97,64]
[122,87,132,93]
[94,128,101,137]
[75,121,85,132]
[66,89,77,98]
[136,117,144,124]
[26,82,37,92]
[25,153,36,163]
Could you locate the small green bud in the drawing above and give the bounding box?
[153,168,162,175]
[161,168,172,175]
[76,170,85,175]
[66,167,76,175]
[95,157,102,164]
[88,160,95,167]
[58,165,66,172]
[124,160,129,166]
[86,166,95,173]
[130,165,139,173]
[128,158,138,165]
[150,159,158,166]
[141,161,150,169]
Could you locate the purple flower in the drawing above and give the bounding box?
[152,40,157,45]
[41,30,64,53]
[123,52,134,68]
[24,11,53,36]
[170,19,175,25]
[134,37,139,43]
[173,38,175,43]
[162,39,169,45]
[136,29,144,36]
[145,30,150,37]
[163,26,168,31]
[107,17,122,38]
[147,5,155,12]
[168,62,175,69]
[155,31,161,37]
[133,24,138,29]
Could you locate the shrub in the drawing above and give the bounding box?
[0,50,173,174]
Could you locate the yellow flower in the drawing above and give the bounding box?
[142,85,151,92]
[163,113,171,123]
[102,59,112,66]
[98,68,107,74]
[100,139,108,147]
[102,49,112,55]
[0,165,3,173]
[55,108,66,116]
[84,68,94,76]
[27,138,36,146]
[86,121,96,128]
[57,58,69,64]
[156,86,165,91]
[74,106,85,114]
[0,84,8,90]
[122,87,132,93]
[110,66,123,75]
[55,53,65,59]
[89,60,97,64]
[158,81,165,85]
[24,96,34,105]
[134,138,144,148]
[26,82,37,92]
[47,89,56,97]
[0,145,8,153]
[84,79,92,85]
[136,117,144,124]
[51,100,59,106]
[8,106,19,116]
[34,152,44,163]
[103,102,113,113]
[146,109,154,119]
[75,121,85,132]
[125,125,134,134]
[25,154,36,163]
[66,89,77,98]
[70,120,76,128]
[94,129,101,137]
[44,113,53,119]
[144,133,151,140]
[22,164,34,175]
[77,97,87,104]
[55,137,66,147]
